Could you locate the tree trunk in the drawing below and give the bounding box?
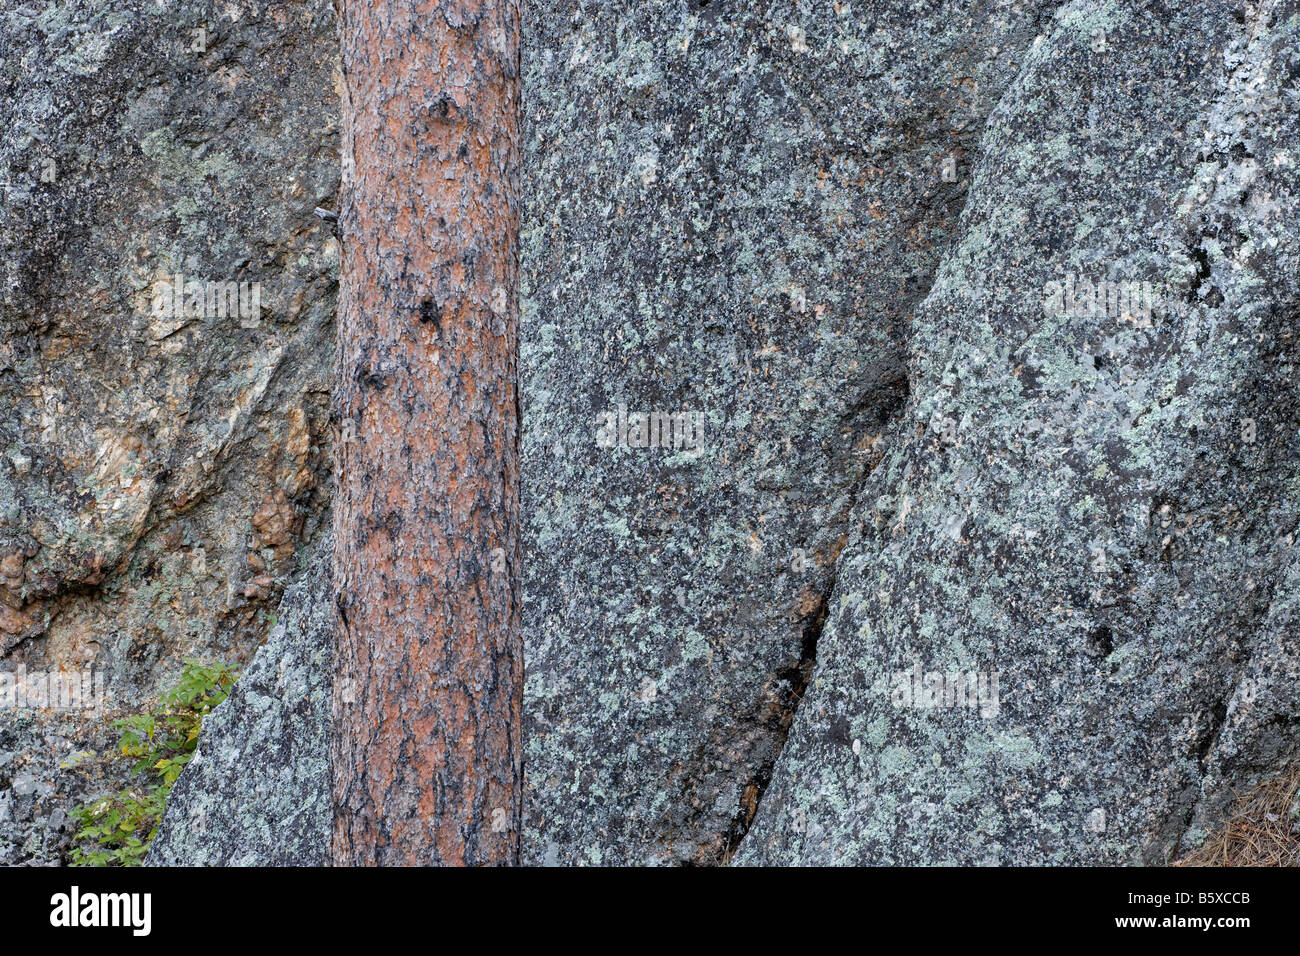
[331,0,522,866]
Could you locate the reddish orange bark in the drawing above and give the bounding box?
[331,0,521,865]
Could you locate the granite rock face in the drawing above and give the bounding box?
[521,0,1061,865]
[0,709,118,864]
[147,532,332,866]
[0,0,336,864]
[736,0,1300,864]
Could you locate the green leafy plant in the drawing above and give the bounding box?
[69,659,237,866]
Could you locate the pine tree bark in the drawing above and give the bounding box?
[331,0,521,866]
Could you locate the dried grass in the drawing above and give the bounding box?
[1175,767,1300,867]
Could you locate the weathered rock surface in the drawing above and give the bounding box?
[0,0,336,863]
[521,0,1059,865]
[148,531,331,866]
[736,0,1300,864]
[0,709,118,865]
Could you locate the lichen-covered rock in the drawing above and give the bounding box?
[736,0,1300,864]
[148,532,332,866]
[0,710,118,865]
[521,0,1057,865]
[0,0,336,864]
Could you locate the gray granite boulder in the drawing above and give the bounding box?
[522,0,1061,865]
[736,0,1300,864]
